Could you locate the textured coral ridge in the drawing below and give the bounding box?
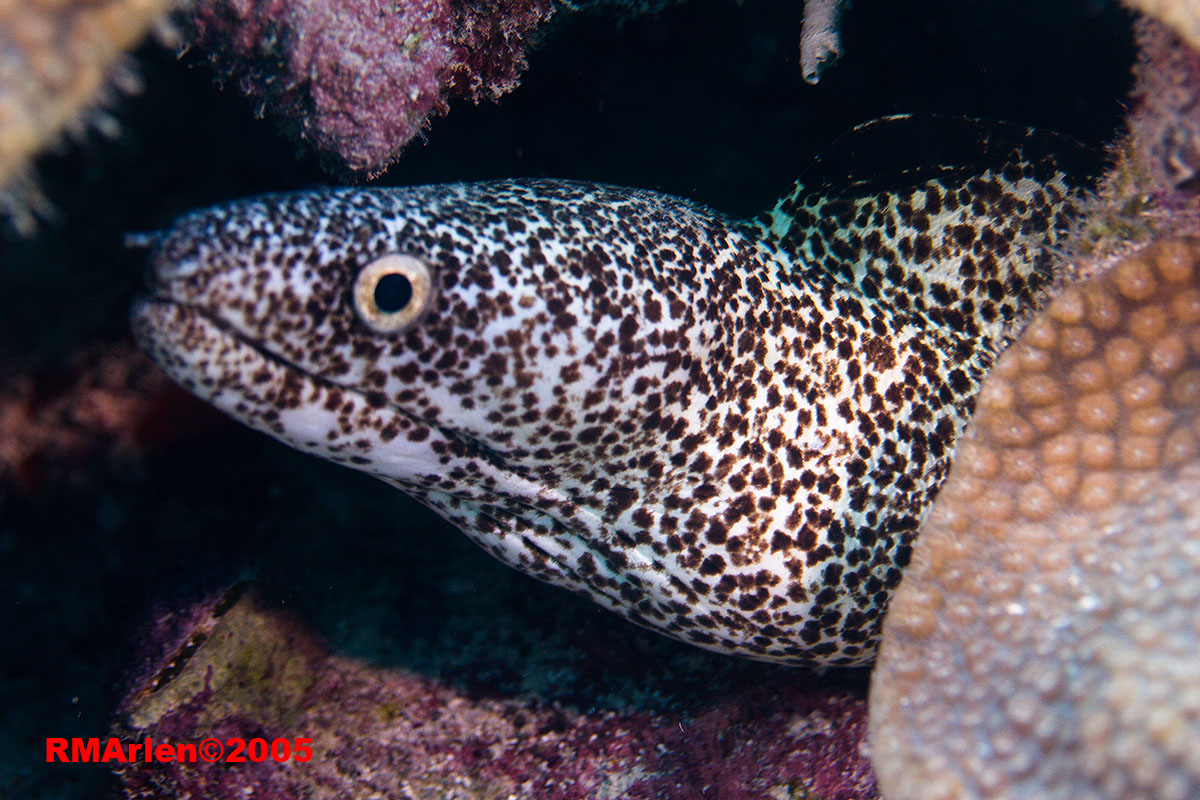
[115,590,878,800]
[869,238,1200,800]
[189,0,554,175]
[0,0,177,230]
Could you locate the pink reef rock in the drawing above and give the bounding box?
[114,589,878,800]
[1125,18,1200,197]
[0,342,219,493]
[1075,17,1200,265]
[188,0,554,176]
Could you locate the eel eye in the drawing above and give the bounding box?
[353,254,434,333]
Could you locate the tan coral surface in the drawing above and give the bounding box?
[1126,0,1200,52]
[0,0,176,228]
[870,238,1200,800]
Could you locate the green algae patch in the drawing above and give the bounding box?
[125,593,319,731]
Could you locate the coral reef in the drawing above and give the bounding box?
[0,342,216,493]
[870,237,1200,800]
[115,589,878,799]
[1124,19,1200,195]
[1125,0,1200,51]
[799,0,847,84]
[0,3,1141,800]
[1077,18,1200,265]
[0,0,181,233]
[868,19,1200,799]
[187,0,555,176]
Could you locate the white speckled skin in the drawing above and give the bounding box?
[132,118,1089,666]
[871,239,1200,800]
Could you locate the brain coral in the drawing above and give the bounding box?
[869,237,1200,800]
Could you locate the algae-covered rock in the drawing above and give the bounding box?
[115,588,877,799]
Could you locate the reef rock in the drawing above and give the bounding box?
[114,588,878,799]
[187,0,555,176]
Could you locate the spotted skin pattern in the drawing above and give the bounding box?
[133,119,1088,666]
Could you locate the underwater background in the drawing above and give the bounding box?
[1,0,1136,797]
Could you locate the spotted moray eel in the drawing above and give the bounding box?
[132,116,1093,667]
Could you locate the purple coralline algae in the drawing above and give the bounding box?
[188,0,555,176]
[114,588,878,800]
[0,342,217,492]
[1123,18,1200,197]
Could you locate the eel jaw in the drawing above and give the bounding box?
[130,296,614,572]
[131,296,458,483]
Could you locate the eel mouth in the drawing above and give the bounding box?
[130,294,437,471]
[130,293,360,406]
[129,294,580,524]
[131,294,623,589]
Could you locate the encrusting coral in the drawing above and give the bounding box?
[0,0,182,233]
[870,237,1200,800]
[1125,0,1200,52]
[1077,18,1200,264]
[187,0,555,176]
[0,342,213,493]
[0,0,556,219]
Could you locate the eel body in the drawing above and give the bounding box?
[133,117,1089,666]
